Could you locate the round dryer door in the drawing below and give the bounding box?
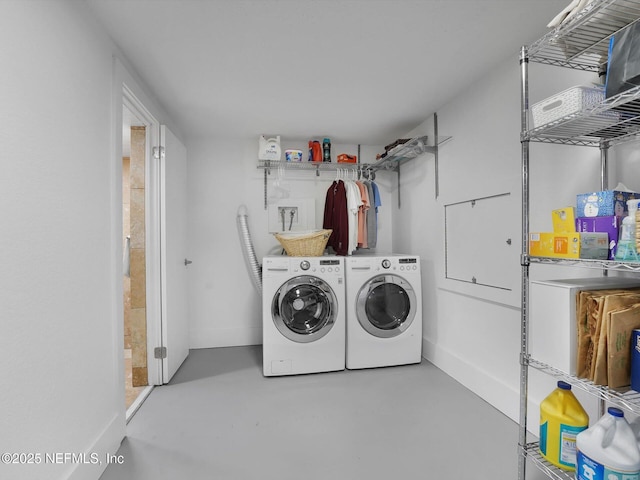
[356,274,416,338]
[272,275,338,343]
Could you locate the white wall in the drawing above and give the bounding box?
[183,45,639,428]
[187,137,391,348]
[392,52,630,423]
[0,2,180,479]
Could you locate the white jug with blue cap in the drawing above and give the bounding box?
[576,407,640,480]
[258,135,281,161]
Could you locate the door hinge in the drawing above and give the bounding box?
[154,346,167,359]
[153,146,165,160]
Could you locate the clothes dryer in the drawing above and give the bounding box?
[345,254,422,369]
[262,255,345,376]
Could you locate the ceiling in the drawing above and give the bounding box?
[88,0,566,146]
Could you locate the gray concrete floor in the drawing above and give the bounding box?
[100,346,525,480]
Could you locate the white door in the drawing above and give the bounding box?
[160,124,189,383]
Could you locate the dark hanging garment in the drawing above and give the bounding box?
[323,180,349,256]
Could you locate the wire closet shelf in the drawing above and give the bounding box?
[524,0,640,147]
[256,135,444,175]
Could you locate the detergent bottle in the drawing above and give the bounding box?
[258,135,281,161]
[576,407,640,480]
[615,199,640,262]
[539,381,589,471]
[322,138,331,162]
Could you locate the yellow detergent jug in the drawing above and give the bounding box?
[540,381,589,471]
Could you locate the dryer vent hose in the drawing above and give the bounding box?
[236,205,262,295]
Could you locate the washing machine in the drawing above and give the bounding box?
[262,255,345,376]
[345,254,422,369]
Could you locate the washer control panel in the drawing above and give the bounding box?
[287,257,343,275]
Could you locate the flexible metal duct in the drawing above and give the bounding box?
[236,205,262,294]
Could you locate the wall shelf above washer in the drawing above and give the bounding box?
[256,135,451,174]
[257,121,451,210]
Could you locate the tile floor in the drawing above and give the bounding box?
[102,346,547,480]
[124,348,147,409]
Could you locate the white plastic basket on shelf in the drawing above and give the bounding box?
[531,85,605,127]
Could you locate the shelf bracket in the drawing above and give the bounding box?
[397,167,401,208]
[263,160,270,210]
[434,112,440,199]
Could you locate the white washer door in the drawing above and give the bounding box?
[356,274,416,338]
[272,275,338,343]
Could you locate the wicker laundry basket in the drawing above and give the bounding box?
[274,229,332,257]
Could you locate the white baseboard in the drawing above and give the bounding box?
[67,413,125,480]
[422,337,520,424]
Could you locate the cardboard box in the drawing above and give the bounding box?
[530,232,579,258]
[580,232,610,259]
[576,190,639,218]
[552,206,576,233]
[575,216,621,260]
[529,232,609,259]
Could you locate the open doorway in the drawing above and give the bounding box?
[118,84,189,418]
[122,106,149,412]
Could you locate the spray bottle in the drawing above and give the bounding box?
[615,199,640,262]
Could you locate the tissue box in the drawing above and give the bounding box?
[575,216,621,260]
[580,232,610,259]
[552,207,576,233]
[577,190,639,218]
[530,232,579,258]
[529,232,609,259]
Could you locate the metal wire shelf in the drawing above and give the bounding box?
[528,0,640,71]
[520,3,640,480]
[527,357,640,414]
[520,443,575,480]
[523,84,640,146]
[528,255,640,272]
[256,135,451,174]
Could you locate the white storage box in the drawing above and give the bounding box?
[530,277,640,375]
[531,85,608,128]
[527,277,640,436]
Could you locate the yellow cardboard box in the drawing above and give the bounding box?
[552,207,576,233]
[529,232,608,259]
[530,232,580,258]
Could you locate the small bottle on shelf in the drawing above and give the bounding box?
[322,138,331,162]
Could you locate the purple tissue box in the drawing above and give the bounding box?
[575,216,621,260]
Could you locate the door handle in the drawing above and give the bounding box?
[184,258,193,266]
